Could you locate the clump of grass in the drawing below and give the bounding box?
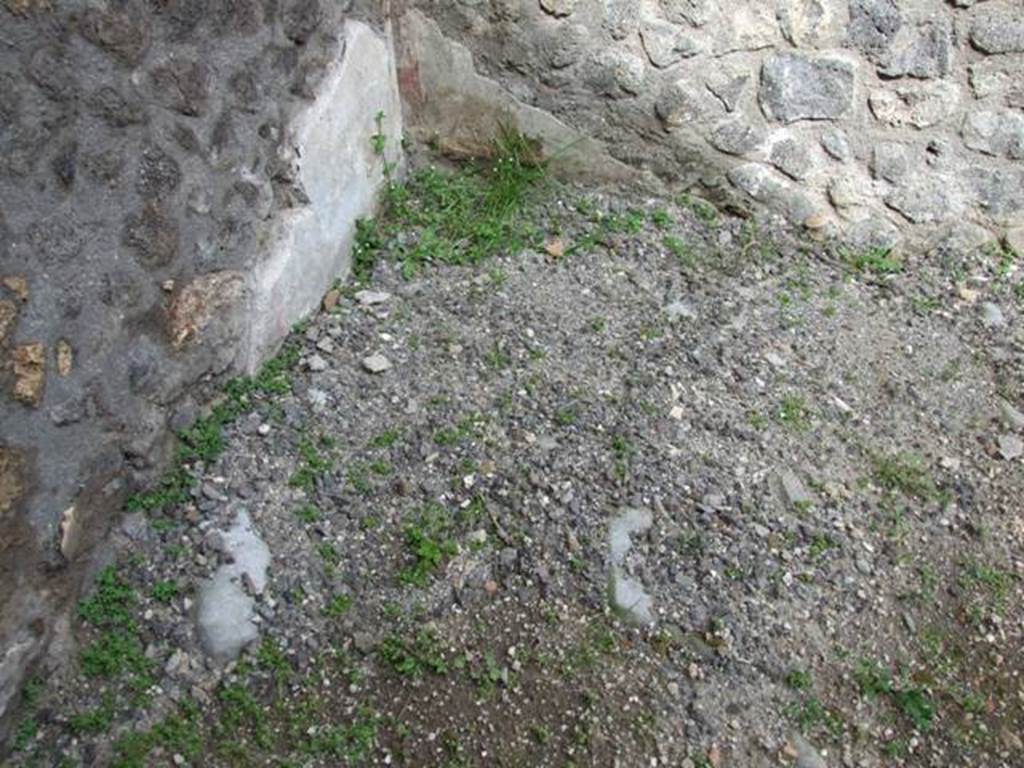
[855,660,935,731]
[400,504,458,587]
[777,395,810,431]
[126,341,301,513]
[871,452,937,500]
[847,246,902,276]
[379,629,449,677]
[289,434,333,491]
[151,580,179,604]
[355,125,547,280]
[78,567,154,691]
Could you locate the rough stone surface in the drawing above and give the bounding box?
[759,54,855,123]
[196,509,271,663]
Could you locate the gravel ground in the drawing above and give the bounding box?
[3,166,1023,768]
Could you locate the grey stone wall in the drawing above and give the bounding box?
[0,0,399,732]
[398,0,1024,251]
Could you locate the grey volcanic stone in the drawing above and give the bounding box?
[771,138,813,180]
[759,54,855,123]
[708,120,764,156]
[608,508,655,626]
[971,10,1024,54]
[869,82,960,128]
[963,110,1024,160]
[970,167,1024,220]
[847,0,901,58]
[871,142,908,182]
[886,176,961,223]
[821,128,852,161]
[640,21,701,68]
[197,510,271,663]
[880,21,952,79]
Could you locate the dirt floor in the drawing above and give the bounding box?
[3,154,1023,768]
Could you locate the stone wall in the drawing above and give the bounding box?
[0,0,400,733]
[397,0,1024,251]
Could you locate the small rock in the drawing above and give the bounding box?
[361,354,392,374]
[778,469,812,508]
[307,354,328,372]
[997,399,1024,431]
[354,289,391,306]
[664,300,697,321]
[257,423,271,436]
[467,529,488,545]
[997,434,1023,461]
[981,302,1006,328]
[791,734,828,768]
[353,632,377,654]
[322,288,340,311]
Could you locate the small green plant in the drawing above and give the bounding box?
[485,343,512,370]
[785,668,812,690]
[324,593,354,617]
[368,429,402,449]
[318,542,341,569]
[289,435,333,491]
[664,235,695,267]
[379,629,448,677]
[848,246,903,276]
[400,505,457,587]
[555,406,577,426]
[777,395,810,431]
[650,209,672,229]
[151,580,179,604]
[855,659,935,731]
[296,503,321,523]
[871,452,937,500]
[371,110,387,155]
[679,193,718,225]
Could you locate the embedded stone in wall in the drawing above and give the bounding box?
[770,138,813,180]
[759,53,855,124]
[969,56,1024,107]
[708,119,764,156]
[640,21,701,68]
[123,202,179,268]
[962,109,1024,160]
[0,300,16,343]
[547,23,589,69]
[886,175,962,223]
[970,8,1024,54]
[539,0,575,18]
[150,59,210,117]
[821,128,853,161]
[55,339,73,377]
[656,79,721,129]
[879,21,952,80]
[970,167,1024,221]
[167,271,246,349]
[706,72,749,113]
[136,145,181,199]
[605,0,640,40]
[777,0,844,49]
[871,142,908,182]
[718,3,779,55]
[79,7,147,67]
[660,0,711,27]
[868,82,960,128]
[728,163,820,225]
[592,49,646,96]
[13,343,45,407]
[846,0,901,59]
[0,446,25,517]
